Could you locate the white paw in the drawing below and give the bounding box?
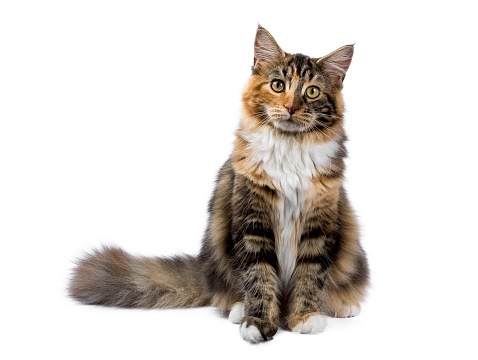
[291,314,327,334]
[228,302,245,324]
[334,304,361,318]
[350,305,361,317]
[240,322,264,343]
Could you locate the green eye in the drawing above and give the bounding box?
[305,86,320,99]
[271,80,285,93]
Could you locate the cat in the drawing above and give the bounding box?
[69,26,370,343]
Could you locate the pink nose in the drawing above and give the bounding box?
[285,105,298,114]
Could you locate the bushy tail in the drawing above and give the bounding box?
[69,246,210,308]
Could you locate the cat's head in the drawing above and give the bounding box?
[241,27,353,141]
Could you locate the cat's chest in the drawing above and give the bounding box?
[244,130,338,195]
[245,130,338,287]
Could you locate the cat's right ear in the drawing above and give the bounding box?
[254,27,285,69]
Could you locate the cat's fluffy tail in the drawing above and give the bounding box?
[68,246,210,308]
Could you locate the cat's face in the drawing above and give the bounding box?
[242,28,353,141]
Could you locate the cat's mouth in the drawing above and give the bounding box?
[273,116,305,133]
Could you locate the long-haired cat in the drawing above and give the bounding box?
[69,26,369,343]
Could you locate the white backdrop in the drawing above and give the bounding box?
[1,0,477,358]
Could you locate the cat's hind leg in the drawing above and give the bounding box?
[321,250,369,318]
[228,301,245,324]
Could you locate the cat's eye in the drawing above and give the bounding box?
[271,80,285,93]
[305,86,320,99]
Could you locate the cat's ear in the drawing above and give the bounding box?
[254,27,285,68]
[317,45,354,86]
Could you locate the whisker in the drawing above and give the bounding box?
[309,124,348,154]
[314,120,344,139]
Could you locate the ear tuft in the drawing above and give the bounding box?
[254,28,285,67]
[317,45,354,85]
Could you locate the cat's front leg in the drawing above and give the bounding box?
[286,263,328,334]
[240,261,280,343]
[285,234,337,334]
[233,218,280,343]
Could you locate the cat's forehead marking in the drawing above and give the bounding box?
[279,54,315,81]
[288,75,300,94]
[269,55,317,81]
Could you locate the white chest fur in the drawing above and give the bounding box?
[244,128,339,287]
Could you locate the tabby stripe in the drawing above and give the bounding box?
[297,236,339,270]
[301,227,326,240]
[243,221,275,240]
[240,246,278,270]
[302,217,338,237]
[325,93,337,113]
[297,254,333,271]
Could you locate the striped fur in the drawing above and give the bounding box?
[69,27,369,343]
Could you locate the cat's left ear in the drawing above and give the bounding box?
[317,45,354,86]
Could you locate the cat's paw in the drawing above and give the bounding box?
[289,312,327,334]
[240,322,263,343]
[240,316,277,343]
[325,303,361,318]
[228,302,245,324]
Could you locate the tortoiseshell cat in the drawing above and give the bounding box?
[69,27,369,343]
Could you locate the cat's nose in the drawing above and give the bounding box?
[285,105,298,115]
